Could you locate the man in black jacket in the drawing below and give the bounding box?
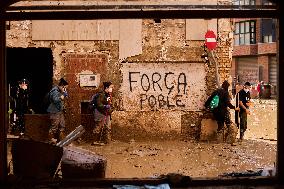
[237,81,252,141]
[205,80,239,142]
[11,79,31,136]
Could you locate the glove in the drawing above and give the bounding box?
[104,104,111,109]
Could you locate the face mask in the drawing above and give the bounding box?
[244,88,249,93]
[22,85,27,90]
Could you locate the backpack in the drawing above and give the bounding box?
[209,94,219,110]
[89,93,100,111]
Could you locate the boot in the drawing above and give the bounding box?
[216,130,223,143]
[239,131,244,141]
[103,129,111,144]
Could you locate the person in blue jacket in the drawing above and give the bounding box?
[47,78,68,144]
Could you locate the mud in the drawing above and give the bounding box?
[75,99,277,178]
[7,99,277,179]
[77,139,276,178]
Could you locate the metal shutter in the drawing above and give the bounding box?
[269,56,277,87]
[237,57,258,84]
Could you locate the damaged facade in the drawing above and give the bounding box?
[6,0,234,142]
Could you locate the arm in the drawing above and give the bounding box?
[225,92,236,110]
[50,89,63,111]
[239,100,250,114]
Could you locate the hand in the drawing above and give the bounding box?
[235,107,240,111]
[246,109,250,115]
[104,104,111,109]
[63,91,68,97]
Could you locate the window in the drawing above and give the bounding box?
[233,0,255,5]
[262,0,275,5]
[262,19,276,43]
[234,20,256,45]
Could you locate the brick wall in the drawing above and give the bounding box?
[63,53,108,132]
[233,44,258,56]
[258,42,277,54]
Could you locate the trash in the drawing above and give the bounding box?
[144,184,170,189]
[61,146,106,179]
[113,184,170,189]
[261,166,276,176]
[113,185,143,189]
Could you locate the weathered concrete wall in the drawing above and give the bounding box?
[120,63,207,111]
[6,0,234,141]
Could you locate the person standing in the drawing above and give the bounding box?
[11,79,32,136]
[237,81,252,141]
[47,78,68,144]
[92,81,114,145]
[205,80,239,143]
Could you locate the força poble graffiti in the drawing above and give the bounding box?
[128,72,188,110]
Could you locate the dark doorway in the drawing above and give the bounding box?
[7,48,53,114]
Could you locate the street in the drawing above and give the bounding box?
[76,99,277,178]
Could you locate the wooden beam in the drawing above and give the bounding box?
[277,1,284,184]
[0,19,7,182]
[0,9,280,20]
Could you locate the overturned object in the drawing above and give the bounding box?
[61,146,107,179]
[11,139,63,179]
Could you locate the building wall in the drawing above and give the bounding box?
[6,1,233,141]
[258,55,269,82]
[232,15,277,85]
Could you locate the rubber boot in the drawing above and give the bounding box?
[216,130,223,143]
[103,128,111,144]
[239,131,244,141]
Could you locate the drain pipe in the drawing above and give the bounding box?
[209,50,221,88]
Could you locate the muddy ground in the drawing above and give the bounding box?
[74,99,277,178]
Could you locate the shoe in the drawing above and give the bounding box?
[238,138,243,143]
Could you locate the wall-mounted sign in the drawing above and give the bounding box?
[79,74,100,87]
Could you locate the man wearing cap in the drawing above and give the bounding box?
[47,78,69,144]
[237,81,252,141]
[92,81,114,145]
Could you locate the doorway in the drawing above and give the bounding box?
[7,48,53,113]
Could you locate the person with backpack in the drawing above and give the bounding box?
[47,78,68,144]
[205,80,239,143]
[91,81,114,145]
